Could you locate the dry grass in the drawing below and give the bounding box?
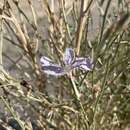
[0,0,130,130]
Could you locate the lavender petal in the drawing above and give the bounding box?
[63,48,75,65]
[41,65,65,76]
[40,56,56,66]
[72,57,92,71]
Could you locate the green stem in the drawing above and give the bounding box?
[92,55,110,130]
[70,73,90,129]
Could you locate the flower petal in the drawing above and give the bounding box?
[72,57,92,71]
[40,56,56,66]
[41,65,65,76]
[63,48,75,65]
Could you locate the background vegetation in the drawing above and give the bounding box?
[0,0,130,130]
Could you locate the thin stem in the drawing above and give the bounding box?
[98,0,112,44]
[0,7,3,69]
[92,55,111,130]
[28,0,38,28]
[93,0,112,65]
[61,0,72,42]
[75,0,93,55]
[69,73,90,129]
[75,0,88,55]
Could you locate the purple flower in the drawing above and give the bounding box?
[40,48,92,76]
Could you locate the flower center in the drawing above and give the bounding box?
[64,65,72,73]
